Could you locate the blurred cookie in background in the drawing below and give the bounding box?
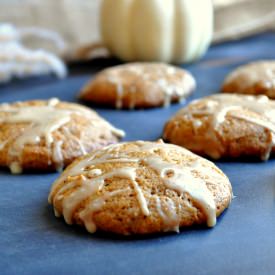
[79,63,196,109]
[222,61,275,99]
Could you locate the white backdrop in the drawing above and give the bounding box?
[1,0,275,59]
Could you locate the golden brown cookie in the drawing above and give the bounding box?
[163,94,275,160]
[48,140,233,235]
[0,98,124,174]
[79,63,196,109]
[222,61,275,98]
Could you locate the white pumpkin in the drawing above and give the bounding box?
[100,0,213,64]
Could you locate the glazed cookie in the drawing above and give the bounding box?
[0,98,124,174]
[222,61,275,98]
[163,94,275,160]
[48,140,233,235]
[79,63,196,109]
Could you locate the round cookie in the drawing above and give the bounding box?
[48,140,233,235]
[0,98,124,174]
[163,94,275,161]
[222,61,275,99]
[79,63,196,109]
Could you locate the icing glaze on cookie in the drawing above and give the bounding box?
[85,63,195,109]
[223,61,275,94]
[154,196,179,232]
[0,99,125,173]
[172,94,275,160]
[49,141,227,233]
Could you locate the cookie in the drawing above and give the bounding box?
[0,98,124,174]
[163,94,275,160]
[48,140,232,235]
[222,61,275,99]
[79,63,196,109]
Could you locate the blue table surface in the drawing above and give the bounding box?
[1,33,275,275]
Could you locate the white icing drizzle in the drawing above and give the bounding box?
[106,75,124,109]
[9,162,23,174]
[100,120,125,138]
[224,61,275,97]
[54,166,148,232]
[145,157,216,227]
[61,127,87,155]
[190,94,275,127]
[0,140,8,151]
[129,86,137,110]
[0,99,125,173]
[4,105,73,172]
[79,189,130,233]
[128,171,150,216]
[174,94,275,160]
[102,63,195,109]
[116,83,124,109]
[193,119,203,129]
[49,141,221,233]
[52,140,64,171]
[88,169,102,177]
[48,98,60,107]
[155,196,180,232]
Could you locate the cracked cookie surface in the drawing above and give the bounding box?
[0,98,124,174]
[222,61,275,99]
[79,63,196,109]
[163,94,275,160]
[48,140,232,235]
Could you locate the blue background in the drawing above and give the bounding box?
[0,33,275,275]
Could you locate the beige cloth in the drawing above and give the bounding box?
[213,0,275,43]
[1,0,275,60]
